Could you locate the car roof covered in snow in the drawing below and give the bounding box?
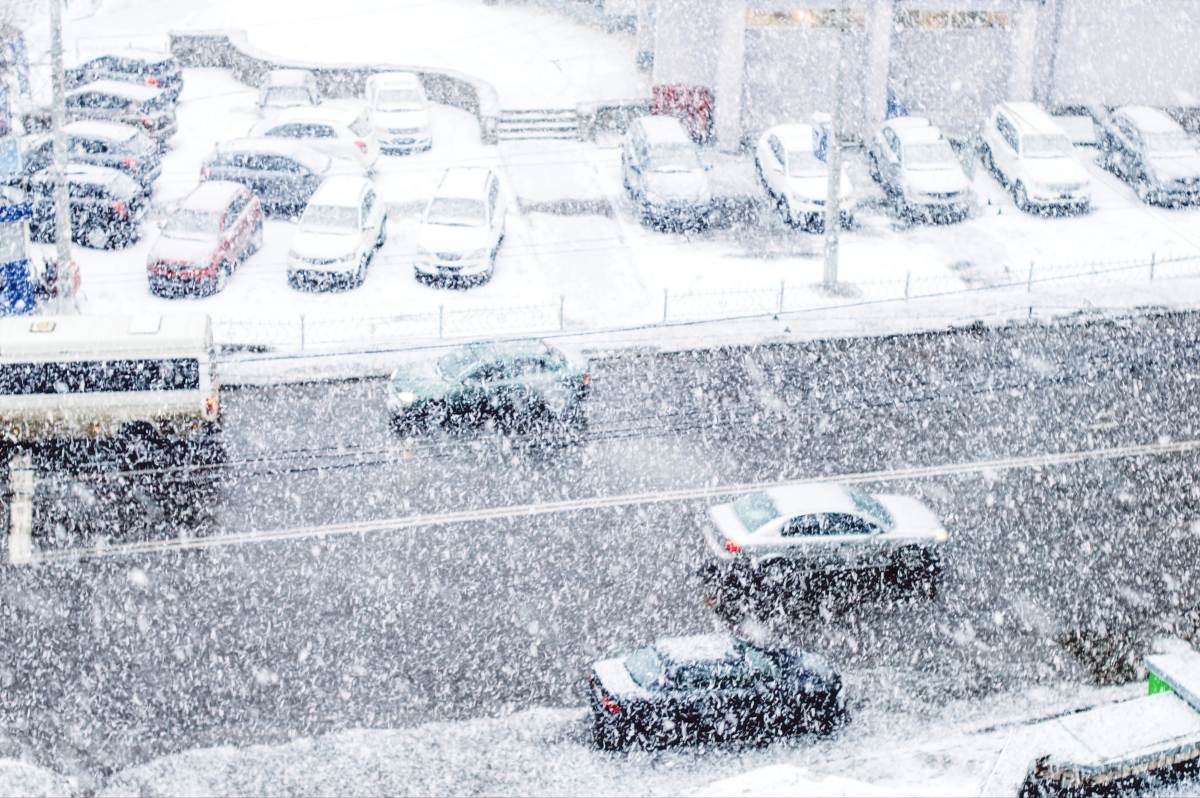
[0,314,211,360]
[884,116,932,131]
[68,79,162,101]
[32,163,138,193]
[62,119,140,141]
[265,68,317,86]
[213,138,331,172]
[767,123,817,151]
[307,175,373,207]
[1115,105,1184,133]
[764,483,857,519]
[367,71,423,90]
[999,101,1065,135]
[654,635,741,665]
[893,125,945,144]
[434,167,493,198]
[636,115,692,144]
[179,181,249,211]
[265,105,366,128]
[74,49,177,66]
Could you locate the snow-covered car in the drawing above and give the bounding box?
[621,115,713,230]
[200,138,360,216]
[1098,106,1200,206]
[28,165,146,250]
[979,101,1091,214]
[19,120,161,194]
[414,167,507,285]
[248,106,380,173]
[588,634,846,750]
[868,116,971,221]
[702,483,949,597]
[66,50,184,104]
[365,72,432,154]
[147,181,263,297]
[754,122,853,230]
[387,340,590,436]
[65,80,177,146]
[287,175,387,291]
[257,69,321,115]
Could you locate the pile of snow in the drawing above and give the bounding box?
[0,759,75,798]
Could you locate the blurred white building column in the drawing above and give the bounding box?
[713,0,747,151]
[864,0,895,132]
[1008,0,1038,101]
[635,0,656,71]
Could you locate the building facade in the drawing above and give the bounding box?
[632,0,1200,147]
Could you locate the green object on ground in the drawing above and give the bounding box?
[1149,671,1174,696]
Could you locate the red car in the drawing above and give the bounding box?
[147,182,263,297]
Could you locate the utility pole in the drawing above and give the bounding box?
[822,0,849,291]
[48,0,75,307]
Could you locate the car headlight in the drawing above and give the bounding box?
[933,528,950,543]
[395,390,417,406]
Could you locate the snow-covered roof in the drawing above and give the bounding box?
[1000,102,1065,135]
[266,105,365,128]
[32,163,133,190]
[637,115,692,144]
[74,49,176,67]
[768,123,817,151]
[180,181,248,212]
[216,138,331,173]
[885,116,932,131]
[308,175,373,208]
[0,314,211,359]
[69,79,162,101]
[265,68,318,87]
[894,125,944,145]
[367,72,423,90]
[1116,105,1183,133]
[654,634,739,665]
[62,119,140,141]
[765,483,856,518]
[434,167,492,198]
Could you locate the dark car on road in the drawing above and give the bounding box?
[65,80,177,146]
[588,634,846,750]
[19,121,161,194]
[200,138,349,216]
[387,340,590,435]
[29,165,146,249]
[66,51,184,103]
[147,181,264,297]
[1098,105,1200,206]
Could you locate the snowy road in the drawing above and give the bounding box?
[4,309,1200,778]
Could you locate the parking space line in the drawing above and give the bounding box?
[26,435,1200,565]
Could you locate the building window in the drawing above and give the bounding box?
[746,8,866,28]
[894,9,1010,30]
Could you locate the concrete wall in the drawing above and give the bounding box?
[650,0,722,87]
[168,30,502,144]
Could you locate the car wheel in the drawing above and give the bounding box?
[86,226,111,249]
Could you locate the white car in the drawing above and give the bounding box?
[249,106,380,172]
[366,72,432,154]
[702,483,949,595]
[754,123,852,230]
[257,69,321,116]
[414,167,507,285]
[621,115,714,229]
[868,117,971,221]
[979,101,1091,214]
[286,175,387,291]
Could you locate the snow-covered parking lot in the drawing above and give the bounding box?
[43,63,1200,356]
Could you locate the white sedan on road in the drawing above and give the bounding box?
[754,123,853,230]
[287,175,387,291]
[868,117,971,221]
[702,482,949,596]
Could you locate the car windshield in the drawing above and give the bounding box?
[437,350,478,379]
[905,140,957,168]
[733,491,779,533]
[1022,134,1073,158]
[375,89,425,111]
[302,204,359,232]
[847,488,894,530]
[1146,131,1197,156]
[263,87,311,107]
[624,647,665,689]
[787,150,825,177]
[164,209,221,239]
[426,197,485,227]
[646,144,702,173]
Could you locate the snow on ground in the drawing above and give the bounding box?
[90,683,1141,798]
[0,759,76,798]
[55,0,648,108]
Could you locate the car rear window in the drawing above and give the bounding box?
[847,488,893,529]
[733,491,778,533]
[624,647,664,689]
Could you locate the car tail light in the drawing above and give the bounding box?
[140,115,154,128]
[112,201,128,219]
[205,395,219,418]
[582,372,591,387]
[200,166,210,179]
[146,77,160,87]
[724,540,742,554]
[599,695,622,715]
[121,157,138,170]
[354,139,368,155]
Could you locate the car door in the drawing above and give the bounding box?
[819,512,886,574]
[451,360,503,420]
[223,192,247,262]
[1114,118,1145,182]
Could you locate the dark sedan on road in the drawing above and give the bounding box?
[387,340,590,435]
[588,633,846,750]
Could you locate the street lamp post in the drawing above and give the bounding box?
[48,0,75,308]
[822,0,850,291]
